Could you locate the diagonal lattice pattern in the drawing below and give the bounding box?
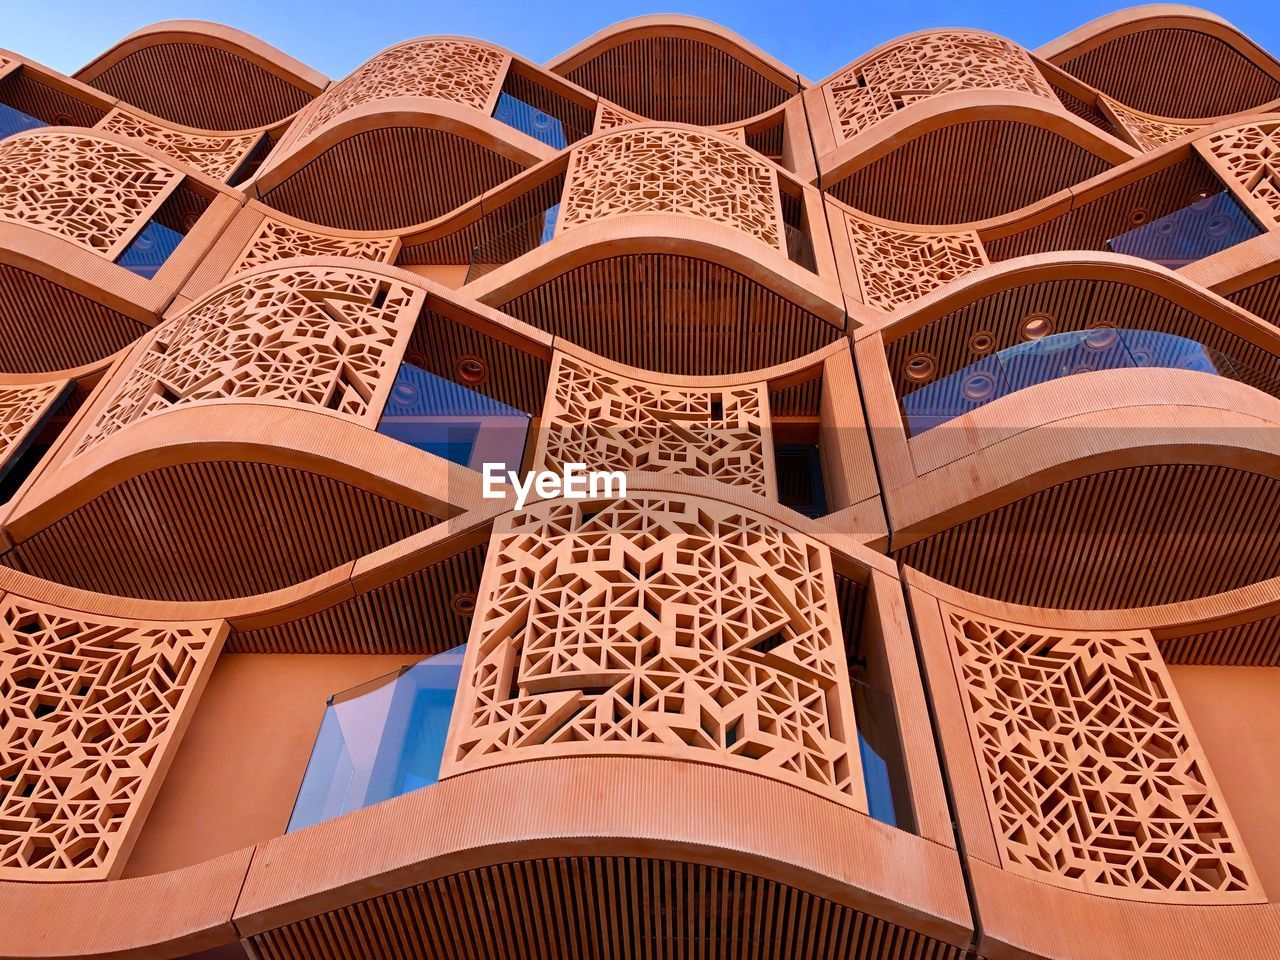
[538,355,773,495]
[231,216,399,275]
[1101,97,1199,152]
[1203,120,1280,221]
[97,108,263,181]
[0,131,181,258]
[443,496,865,808]
[560,127,782,248]
[297,39,505,138]
[0,382,63,468]
[940,604,1261,903]
[840,210,987,310]
[824,31,1057,141]
[72,264,420,456]
[0,595,223,879]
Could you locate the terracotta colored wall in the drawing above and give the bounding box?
[124,653,423,877]
[1167,664,1280,895]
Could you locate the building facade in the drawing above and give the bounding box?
[1,6,1280,958]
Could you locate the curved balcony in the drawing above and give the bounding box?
[548,15,803,126]
[905,568,1280,959]
[818,89,1134,226]
[73,20,326,131]
[1038,6,1280,120]
[0,259,498,601]
[247,37,607,232]
[0,480,969,957]
[0,128,242,370]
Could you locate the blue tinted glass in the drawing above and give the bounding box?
[850,680,908,830]
[493,92,568,149]
[0,102,45,140]
[902,327,1255,436]
[902,353,1011,435]
[377,362,530,473]
[997,328,1135,391]
[115,219,184,279]
[1107,191,1260,268]
[287,645,466,833]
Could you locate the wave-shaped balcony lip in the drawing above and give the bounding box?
[870,250,1276,337]
[1035,3,1280,71]
[547,14,806,88]
[816,88,1137,213]
[246,96,557,200]
[888,383,1280,550]
[73,19,328,100]
[0,760,969,958]
[462,213,845,326]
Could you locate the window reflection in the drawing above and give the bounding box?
[902,328,1265,436]
[287,645,466,832]
[376,362,530,475]
[1106,191,1260,268]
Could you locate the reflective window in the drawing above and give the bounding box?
[493,91,568,150]
[376,362,530,474]
[0,102,45,140]
[287,646,466,832]
[466,202,559,282]
[851,679,911,830]
[1106,190,1260,269]
[903,328,1261,436]
[114,218,184,279]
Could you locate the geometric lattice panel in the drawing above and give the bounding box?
[443,496,866,808]
[0,381,64,468]
[0,594,224,879]
[940,604,1262,904]
[594,100,747,144]
[296,39,506,139]
[840,209,986,311]
[1101,97,1199,153]
[560,128,783,249]
[72,264,422,457]
[538,354,775,497]
[0,131,181,258]
[230,217,399,275]
[824,31,1057,141]
[1202,120,1280,222]
[97,108,262,182]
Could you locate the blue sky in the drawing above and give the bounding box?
[5,1,1277,83]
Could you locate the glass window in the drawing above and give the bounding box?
[287,645,466,833]
[493,91,568,150]
[377,362,530,475]
[0,102,45,140]
[114,218,184,279]
[1106,190,1261,269]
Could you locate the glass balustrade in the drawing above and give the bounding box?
[465,203,559,283]
[0,102,44,140]
[376,361,530,474]
[114,218,185,279]
[492,92,587,151]
[1106,190,1261,268]
[287,645,466,833]
[902,328,1274,436]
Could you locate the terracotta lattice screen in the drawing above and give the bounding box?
[0,595,225,880]
[296,39,506,138]
[442,495,867,809]
[938,604,1263,904]
[537,354,776,497]
[559,127,784,249]
[0,131,181,258]
[72,264,423,456]
[823,31,1058,140]
[1202,120,1280,222]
